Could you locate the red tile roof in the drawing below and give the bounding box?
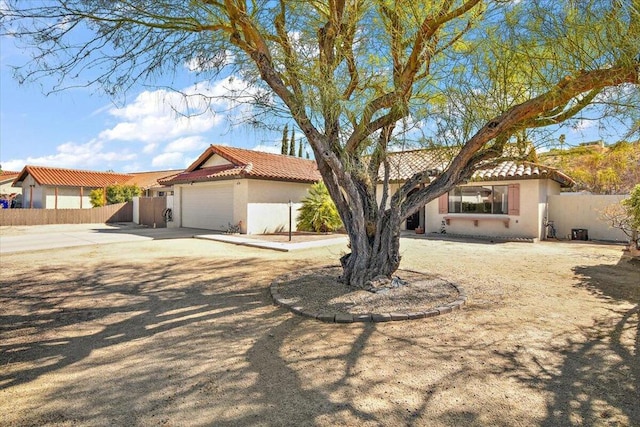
[0,170,20,183]
[472,161,574,186]
[13,166,183,189]
[380,149,574,187]
[163,145,322,184]
[127,169,183,188]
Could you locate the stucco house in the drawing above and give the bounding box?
[160,145,321,234]
[12,166,181,209]
[0,170,22,208]
[382,149,575,241]
[164,145,572,241]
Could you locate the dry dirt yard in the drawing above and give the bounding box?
[1,232,638,426]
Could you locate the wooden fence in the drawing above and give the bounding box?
[0,202,133,226]
[138,197,167,228]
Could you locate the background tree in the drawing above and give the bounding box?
[288,128,296,156]
[297,182,343,233]
[601,184,640,251]
[89,184,142,208]
[280,123,289,155]
[541,141,640,194]
[298,139,303,158]
[2,1,638,287]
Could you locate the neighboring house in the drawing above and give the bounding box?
[128,170,182,197]
[0,170,22,208]
[12,166,182,209]
[160,145,321,233]
[382,149,575,241]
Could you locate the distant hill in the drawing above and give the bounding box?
[538,140,640,194]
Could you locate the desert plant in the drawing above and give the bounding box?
[297,182,343,233]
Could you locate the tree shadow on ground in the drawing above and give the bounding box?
[498,257,640,426]
[0,256,270,390]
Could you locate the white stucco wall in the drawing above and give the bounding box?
[21,176,44,209]
[243,180,314,234]
[132,197,140,224]
[246,203,303,234]
[167,184,181,228]
[547,194,630,242]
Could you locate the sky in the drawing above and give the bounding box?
[0,31,288,174]
[0,22,631,175]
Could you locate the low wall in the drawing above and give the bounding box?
[0,202,133,226]
[547,194,629,242]
[246,203,302,234]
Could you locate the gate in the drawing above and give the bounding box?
[138,197,168,228]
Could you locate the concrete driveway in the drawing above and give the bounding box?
[0,223,208,254]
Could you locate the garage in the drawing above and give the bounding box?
[181,183,233,230]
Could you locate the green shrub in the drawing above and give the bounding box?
[89,184,142,207]
[297,182,343,232]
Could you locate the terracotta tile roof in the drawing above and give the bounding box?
[381,149,574,187]
[13,166,134,188]
[0,170,20,183]
[12,166,184,189]
[163,145,321,184]
[127,169,183,189]
[380,149,452,182]
[471,161,574,186]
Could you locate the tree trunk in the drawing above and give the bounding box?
[338,208,403,289]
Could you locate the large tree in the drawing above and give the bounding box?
[2,1,639,287]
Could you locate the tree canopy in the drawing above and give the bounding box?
[2,0,639,287]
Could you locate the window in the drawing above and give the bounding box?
[448,185,509,214]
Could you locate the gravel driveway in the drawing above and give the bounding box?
[0,231,638,426]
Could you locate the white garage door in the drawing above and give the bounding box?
[182,184,234,230]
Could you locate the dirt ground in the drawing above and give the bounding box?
[1,232,638,426]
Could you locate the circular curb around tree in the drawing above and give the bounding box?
[270,273,467,323]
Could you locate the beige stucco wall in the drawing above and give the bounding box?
[0,180,21,196]
[173,179,313,233]
[547,194,629,242]
[243,180,313,234]
[246,203,303,234]
[427,179,560,239]
[202,154,232,168]
[44,186,92,209]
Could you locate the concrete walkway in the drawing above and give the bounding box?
[195,234,348,252]
[0,223,349,254]
[0,223,208,254]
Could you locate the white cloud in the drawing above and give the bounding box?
[143,143,159,154]
[152,152,184,168]
[252,143,281,155]
[165,136,208,153]
[185,50,235,72]
[99,78,258,144]
[2,139,136,171]
[572,119,595,132]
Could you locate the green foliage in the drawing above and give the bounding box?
[281,124,289,155]
[89,188,105,207]
[623,184,640,231]
[289,129,295,156]
[89,184,141,207]
[297,182,343,233]
[540,141,640,194]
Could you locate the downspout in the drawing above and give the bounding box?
[80,187,84,208]
[55,186,58,209]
